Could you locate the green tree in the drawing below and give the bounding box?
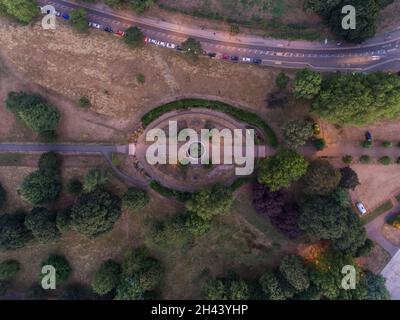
[203,279,228,300]
[78,96,91,108]
[70,9,89,33]
[20,169,61,205]
[0,212,32,251]
[364,271,390,300]
[339,167,360,190]
[258,149,309,191]
[301,160,341,196]
[294,69,322,99]
[181,37,203,61]
[56,207,72,232]
[0,0,37,23]
[66,178,83,195]
[91,260,122,296]
[276,72,290,89]
[185,184,233,220]
[40,254,71,283]
[229,280,249,300]
[279,255,310,292]
[70,189,122,237]
[282,119,314,149]
[83,168,108,192]
[124,26,144,47]
[259,271,286,300]
[185,212,213,236]
[0,260,20,280]
[312,72,400,125]
[114,276,145,300]
[122,188,149,212]
[24,207,60,244]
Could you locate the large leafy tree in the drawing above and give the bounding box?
[91,260,122,296]
[259,271,287,300]
[279,255,310,292]
[122,188,149,212]
[364,271,390,300]
[83,168,108,193]
[294,69,322,99]
[6,92,60,136]
[24,207,60,244]
[114,276,145,300]
[301,160,341,196]
[181,38,203,61]
[312,72,400,125]
[185,184,234,220]
[258,149,309,191]
[70,189,122,237]
[253,183,300,239]
[0,0,37,23]
[282,119,314,149]
[339,167,360,190]
[0,212,32,251]
[20,169,61,205]
[123,27,144,47]
[203,278,249,300]
[40,254,71,283]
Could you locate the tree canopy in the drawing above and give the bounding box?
[301,160,341,196]
[181,38,203,61]
[282,119,314,149]
[0,260,20,281]
[91,260,122,296]
[294,69,322,99]
[41,254,71,283]
[69,8,89,33]
[70,189,122,237]
[339,167,360,190]
[83,168,108,193]
[279,255,310,292]
[312,72,400,125]
[123,27,145,47]
[258,149,309,191]
[0,212,32,251]
[24,207,60,244]
[0,0,37,24]
[122,187,149,212]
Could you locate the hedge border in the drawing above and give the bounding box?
[141,99,278,147]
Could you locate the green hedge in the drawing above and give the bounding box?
[149,181,192,202]
[141,99,278,147]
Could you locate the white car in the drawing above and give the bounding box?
[242,57,251,63]
[159,41,166,47]
[89,22,101,29]
[166,43,176,49]
[356,202,367,215]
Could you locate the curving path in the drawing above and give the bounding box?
[37,0,400,72]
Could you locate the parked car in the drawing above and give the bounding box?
[365,131,372,142]
[176,45,183,51]
[56,11,61,17]
[208,52,217,58]
[230,55,239,61]
[356,202,367,215]
[104,26,113,33]
[253,58,262,65]
[242,57,251,63]
[115,30,125,37]
[166,43,176,49]
[222,53,230,60]
[61,13,70,20]
[89,22,101,29]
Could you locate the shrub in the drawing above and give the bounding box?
[379,156,391,165]
[19,169,61,205]
[91,260,122,296]
[149,181,191,202]
[122,188,150,212]
[123,26,144,47]
[342,155,353,164]
[362,140,373,148]
[66,178,83,195]
[78,96,91,108]
[360,155,371,164]
[312,138,326,151]
[276,72,290,89]
[0,260,20,280]
[41,254,71,283]
[56,207,72,232]
[136,73,145,84]
[83,168,108,192]
[382,141,392,148]
[69,8,89,33]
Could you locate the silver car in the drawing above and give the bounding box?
[356,202,367,215]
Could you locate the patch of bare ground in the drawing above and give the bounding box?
[356,242,391,274]
[382,224,400,247]
[349,164,400,212]
[378,0,400,32]
[0,17,297,139]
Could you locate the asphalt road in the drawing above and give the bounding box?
[37,0,400,72]
[0,143,127,154]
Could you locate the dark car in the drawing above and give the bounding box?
[230,55,239,61]
[61,13,70,20]
[365,131,372,142]
[104,26,113,33]
[207,52,216,58]
[176,45,183,51]
[253,58,262,65]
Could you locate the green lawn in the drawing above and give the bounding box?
[362,200,394,225]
